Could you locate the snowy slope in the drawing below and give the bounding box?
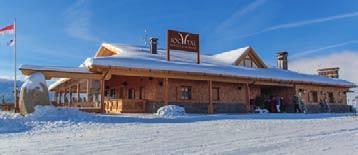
[1,106,358,155]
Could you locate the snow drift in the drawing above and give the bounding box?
[156,105,186,117]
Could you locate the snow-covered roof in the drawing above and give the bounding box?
[84,43,355,87]
[48,78,70,91]
[212,46,250,64]
[20,65,91,74]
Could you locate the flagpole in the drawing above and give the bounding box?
[13,18,17,112]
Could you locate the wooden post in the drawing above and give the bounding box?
[54,92,58,103]
[196,51,200,64]
[164,78,169,105]
[64,88,67,106]
[69,86,73,106]
[166,30,170,62]
[77,83,80,102]
[86,80,91,102]
[208,80,213,114]
[59,91,62,105]
[100,79,105,113]
[246,83,251,112]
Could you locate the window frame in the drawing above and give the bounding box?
[180,86,192,100]
[127,88,135,99]
[212,87,220,101]
[328,92,335,103]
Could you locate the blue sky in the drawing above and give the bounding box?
[1,0,358,80]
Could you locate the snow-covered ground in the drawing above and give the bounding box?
[1,106,358,155]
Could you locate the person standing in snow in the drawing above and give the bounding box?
[270,96,276,113]
[280,97,286,112]
[293,95,300,113]
[275,96,281,113]
[319,99,325,112]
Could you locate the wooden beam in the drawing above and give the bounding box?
[196,51,200,64]
[86,80,91,102]
[64,88,67,106]
[69,86,73,105]
[164,78,169,105]
[100,79,105,113]
[77,83,80,102]
[246,83,251,112]
[208,80,213,114]
[93,66,254,84]
[59,91,62,105]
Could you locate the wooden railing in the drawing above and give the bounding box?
[104,99,146,113]
[52,101,99,108]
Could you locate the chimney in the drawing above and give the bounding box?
[276,51,288,70]
[317,67,339,78]
[149,38,158,54]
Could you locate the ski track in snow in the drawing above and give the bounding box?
[1,107,358,155]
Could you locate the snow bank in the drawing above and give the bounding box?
[0,106,94,134]
[156,105,186,118]
[254,108,269,114]
[0,111,28,134]
[26,105,94,122]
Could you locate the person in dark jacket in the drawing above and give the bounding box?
[270,96,276,113]
[293,95,300,113]
[280,97,286,112]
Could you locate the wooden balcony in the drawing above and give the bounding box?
[104,99,146,113]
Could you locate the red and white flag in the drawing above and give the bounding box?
[0,24,14,35]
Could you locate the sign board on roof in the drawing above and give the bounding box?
[166,30,200,63]
[167,30,199,52]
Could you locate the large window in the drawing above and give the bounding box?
[104,86,110,97]
[328,92,335,103]
[213,87,220,101]
[180,86,192,100]
[139,87,144,99]
[128,88,135,99]
[309,91,318,102]
[110,88,116,98]
[239,55,258,68]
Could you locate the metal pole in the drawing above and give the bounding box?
[13,18,17,112]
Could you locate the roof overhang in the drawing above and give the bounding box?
[89,64,355,88]
[19,65,104,80]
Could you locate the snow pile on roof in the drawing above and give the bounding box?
[21,72,47,92]
[156,105,186,118]
[20,65,91,74]
[99,43,236,65]
[212,46,249,64]
[48,78,70,91]
[85,44,354,87]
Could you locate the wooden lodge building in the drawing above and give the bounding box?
[19,37,355,114]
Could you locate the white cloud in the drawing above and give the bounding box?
[263,12,358,32]
[0,75,13,80]
[290,51,358,104]
[242,11,358,39]
[215,0,267,32]
[291,40,358,59]
[64,0,99,42]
